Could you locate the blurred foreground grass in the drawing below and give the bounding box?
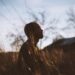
[0,49,75,75]
[0,52,18,75]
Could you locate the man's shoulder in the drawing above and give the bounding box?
[20,42,28,51]
[22,42,27,47]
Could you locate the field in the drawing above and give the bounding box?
[0,49,75,75]
[0,52,18,75]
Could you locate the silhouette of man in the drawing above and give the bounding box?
[18,22,43,75]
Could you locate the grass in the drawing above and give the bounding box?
[0,52,18,75]
[0,48,75,75]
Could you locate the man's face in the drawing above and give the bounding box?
[38,27,43,39]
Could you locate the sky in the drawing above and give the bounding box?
[0,0,75,51]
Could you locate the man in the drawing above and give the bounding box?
[18,22,43,75]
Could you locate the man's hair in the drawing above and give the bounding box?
[24,22,41,38]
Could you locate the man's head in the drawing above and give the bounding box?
[24,22,43,41]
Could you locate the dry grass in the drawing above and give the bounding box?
[0,48,75,75]
[0,52,18,75]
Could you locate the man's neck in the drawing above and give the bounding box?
[27,39,37,46]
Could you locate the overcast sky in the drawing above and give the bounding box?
[0,0,75,51]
